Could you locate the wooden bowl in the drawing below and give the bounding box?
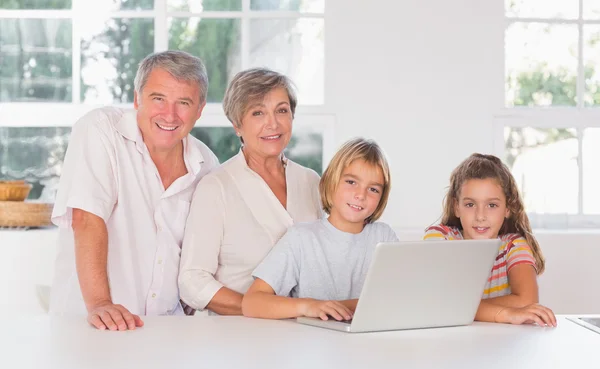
[0,180,32,201]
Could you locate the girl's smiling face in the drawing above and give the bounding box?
[454,178,510,240]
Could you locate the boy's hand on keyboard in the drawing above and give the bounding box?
[298,299,353,321]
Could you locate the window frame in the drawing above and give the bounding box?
[497,0,600,228]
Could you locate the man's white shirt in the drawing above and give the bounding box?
[49,107,219,316]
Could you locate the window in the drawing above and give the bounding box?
[0,0,328,202]
[498,0,600,228]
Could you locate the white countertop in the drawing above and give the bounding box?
[2,315,599,369]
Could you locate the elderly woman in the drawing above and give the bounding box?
[178,68,322,315]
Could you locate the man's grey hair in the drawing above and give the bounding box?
[223,68,297,128]
[134,50,209,103]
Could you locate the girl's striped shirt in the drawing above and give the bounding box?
[423,225,537,299]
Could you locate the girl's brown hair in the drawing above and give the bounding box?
[441,153,545,274]
[320,138,391,224]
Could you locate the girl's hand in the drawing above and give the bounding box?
[299,299,353,321]
[496,303,557,327]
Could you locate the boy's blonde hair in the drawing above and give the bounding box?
[440,153,545,274]
[319,138,391,224]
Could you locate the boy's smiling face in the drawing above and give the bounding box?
[328,159,384,234]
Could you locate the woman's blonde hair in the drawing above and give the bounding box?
[320,138,391,224]
[440,153,545,274]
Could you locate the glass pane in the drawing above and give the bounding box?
[0,0,71,9]
[251,0,324,12]
[190,125,323,173]
[117,0,154,10]
[505,23,578,107]
[505,0,578,19]
[168,0,241,11]
[505,127,578,214]
[583,128,600,214]
[583,26,600,106]
[0,127,70,201]
[169,17,241,102]
[81,18,154,104]
[86,0,153,11]
[0,19,72,102]
[250,18,324,105]
[583,0,600,19]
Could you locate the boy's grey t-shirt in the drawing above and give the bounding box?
[252,218,399,301]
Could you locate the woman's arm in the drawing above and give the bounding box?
[179,176,244,315]
[242,279,353,321]
[204,288,244,315]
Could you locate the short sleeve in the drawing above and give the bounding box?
[52,114,118,227]
[380,223,399,242]
[505,236,537,273]
[423,225,451,241]
[252,229,302,297]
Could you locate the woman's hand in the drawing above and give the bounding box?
[496,303,557,327]
[298,299,353,321]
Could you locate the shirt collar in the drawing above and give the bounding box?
[236,148,289,171]
[183,135,205,175]
[114,109,142,143]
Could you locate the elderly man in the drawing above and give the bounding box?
[49,51,218,330]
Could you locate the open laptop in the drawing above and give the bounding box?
[296,239,501,333]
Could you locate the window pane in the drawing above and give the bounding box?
[0,127,70,201]
[505,127,578,214]
[584,0,600,19]
[0,0,71,9]
[0,19,72,102]
[251,0,324,12]
[190,125,323,173]
[168,0,241,11]
[505,23,578,107]
[169,17,241,102]
[583,128,600,214]
[505,0,578,19]
[583,26,600,106]
[250,18,324,105]
[117,0,154,10]
[89,0,154,11]
[81,18,154,104]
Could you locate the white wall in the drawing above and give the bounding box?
[326,0,504,229]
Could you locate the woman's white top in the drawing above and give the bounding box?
[178,151,322,310]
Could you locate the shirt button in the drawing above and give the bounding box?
[157,225,162,232]
[157,258,163,264]
[152,293,157,298]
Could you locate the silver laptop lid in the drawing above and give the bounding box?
[349,239,501,333]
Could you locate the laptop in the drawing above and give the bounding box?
[296,239,501,333]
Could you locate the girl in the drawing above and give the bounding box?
[242,138,398,321]
[424,153,556,327]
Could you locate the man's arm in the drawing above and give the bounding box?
[72,208,143,330]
